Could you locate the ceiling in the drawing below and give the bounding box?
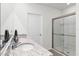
[38,3,76,10]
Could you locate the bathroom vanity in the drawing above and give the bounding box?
[0,37,53,56]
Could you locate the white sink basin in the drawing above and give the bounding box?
[16,43,34,51]
[8,43,34,56]
[13,43,34,51]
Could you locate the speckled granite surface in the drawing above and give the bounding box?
[8,37,53,56]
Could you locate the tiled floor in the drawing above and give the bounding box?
[49,49,66,56]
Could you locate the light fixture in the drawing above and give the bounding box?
[67,3,70,5]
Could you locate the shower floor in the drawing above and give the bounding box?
[49,48,67,56]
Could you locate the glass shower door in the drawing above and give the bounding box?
[53,18,64,52]
[53,15,76,56]
[64,15,76,56]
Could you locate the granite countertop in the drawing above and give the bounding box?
[9,37,53,56]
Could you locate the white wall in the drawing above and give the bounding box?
[0,3,1,35]
[76,3,79,56]
[1,3,26,34]
[62,5,76,15]
[1,3,62,49]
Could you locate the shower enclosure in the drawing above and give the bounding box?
[52,12,76,56]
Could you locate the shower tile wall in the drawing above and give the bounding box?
[64,36,76,56]
[64,15,76,35]
[53,15,76,56]
[54,35,64,52]
[53,18,64,52]
[64,15,76,56]
[53,18,64,34]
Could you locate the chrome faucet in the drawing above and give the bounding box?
[11,30,19,49]
[0,39,3,50]
[0,30,10,50]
